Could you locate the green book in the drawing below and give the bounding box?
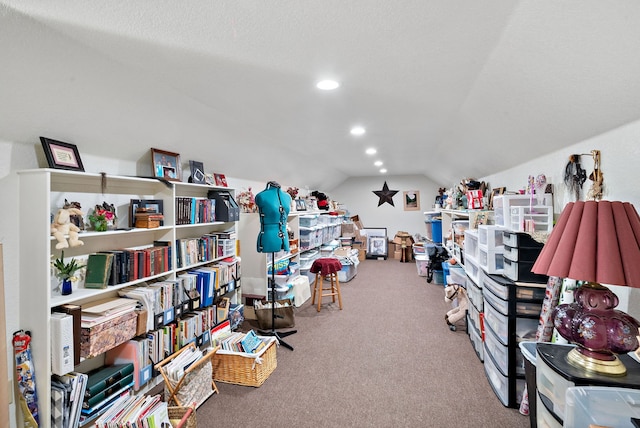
[84,253,114,289]
[83,373,134,409]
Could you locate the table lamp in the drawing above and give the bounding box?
[531,200,640,376]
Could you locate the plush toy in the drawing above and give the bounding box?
[444,284,469,331]
[311,190,329,210]
[51,205,85,249]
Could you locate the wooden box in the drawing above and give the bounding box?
[80,311,137,359]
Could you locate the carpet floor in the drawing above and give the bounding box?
[195,258,530,427]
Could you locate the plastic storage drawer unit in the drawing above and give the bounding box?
[564,386,640,428]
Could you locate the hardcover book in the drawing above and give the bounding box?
[85,253,114,289]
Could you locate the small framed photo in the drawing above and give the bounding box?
[130,199,164,227]
[368,236,388,257]
[204,173,215,185]
[151,148,181,181]
[489,187,506,210]
[214,173,228,187]
[295,198,307,211]
[188,160,206,184]
[40,137,84,171]
[403,191,420,211]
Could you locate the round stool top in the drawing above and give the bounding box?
[310,258,342,274]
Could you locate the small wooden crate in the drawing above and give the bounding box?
[212,337,277,387]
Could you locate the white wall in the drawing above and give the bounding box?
[479,118,640,319]
[328,175,441,239]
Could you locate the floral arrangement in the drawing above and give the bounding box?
[237,187,257,213]
[286,187,299,200]
[88,202,117,231]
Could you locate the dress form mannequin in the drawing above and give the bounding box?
[255,181,296,350]
[256,181,291,253]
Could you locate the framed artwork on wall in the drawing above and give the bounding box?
[151,148,181,181]
[403,191,420,211]
[40,137,84,171]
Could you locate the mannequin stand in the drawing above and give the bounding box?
[259,252,297,351]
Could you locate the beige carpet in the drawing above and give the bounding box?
[196,258,529,427]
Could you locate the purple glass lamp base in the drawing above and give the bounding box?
[552,282,640,376]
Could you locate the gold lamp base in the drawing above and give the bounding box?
[566,347,627,376]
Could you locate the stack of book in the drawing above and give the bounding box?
[51,371,88,428]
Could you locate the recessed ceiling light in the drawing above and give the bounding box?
[316,80,340,90]
[365,148,377,155]
[374,161,383,167]
[380,168,387,174]
[350,126,366,136]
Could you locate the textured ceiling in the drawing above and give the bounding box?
[2,1,640,190]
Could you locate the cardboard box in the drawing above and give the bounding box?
[350,215,364,231]
[80,311,137,359]
[393,250,402,260]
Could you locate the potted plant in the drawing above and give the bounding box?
[51,251,85,295]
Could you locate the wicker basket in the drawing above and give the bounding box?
[168,406,197,428]
[212,337,277,387]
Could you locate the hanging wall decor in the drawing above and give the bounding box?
[563,154,587,201]
[372,181,399,207]
[587,150,603,201]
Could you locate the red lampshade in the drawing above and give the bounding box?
[531,200,640,288]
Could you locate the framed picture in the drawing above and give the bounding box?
[214,173,228,187]
[151,148,181,181]
[40,137,84,171]
[489,187,506,210]
[204,173,215,185]
[129,199,164,227]
[403,191,420,211]
[188,160,206,184]
[295,198,307,211]
[368,236,388,257]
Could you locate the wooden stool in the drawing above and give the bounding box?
[310,258,343,312]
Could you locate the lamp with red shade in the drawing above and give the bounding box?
[531,200,640,376]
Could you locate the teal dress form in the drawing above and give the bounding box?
[256,182,291,253]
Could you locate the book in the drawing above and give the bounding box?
[84,363,134,399]
[239,329,266,354]
[84,253,114,289]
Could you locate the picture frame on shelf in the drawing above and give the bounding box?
[129,199,164,227]
[204,173,215,186]
[188,160,206,184]
[295,198,307,211]
[403,191,420,211]
[40,137,85,171]
[213,173,228,187]
[489,186,506,210]
[151,148,181,181]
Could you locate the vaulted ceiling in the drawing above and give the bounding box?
[2,1,640,190]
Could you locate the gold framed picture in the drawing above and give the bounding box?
[403,191,420,211]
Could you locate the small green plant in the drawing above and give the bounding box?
[51,251,85,280]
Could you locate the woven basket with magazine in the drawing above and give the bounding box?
[168,406,197,428]
[212,336,277,387]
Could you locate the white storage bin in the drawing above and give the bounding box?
[464,229,479,260]
[510,205,554,233]
[536,347,576,421]
[477,225,506,250]
[415,255,429,277]
[468,300,482,333]
[483,285,508,315]
[478,247,504,274]
[464,255,480,284]
[448,265,466,285]
[484,343,526,407]
[564,386,640,428]
[468,316,484,362]
[484,324,525,376]
[466,276,483,311]
[481,271,511,300]
[493,194,552,227]
[483,298,539,345]
[536,394,563,428]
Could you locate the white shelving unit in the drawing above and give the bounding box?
[18,168,240,424]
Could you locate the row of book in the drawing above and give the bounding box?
[92,393,172,428]
[51,371,88,428]
[84,244,171,289]
[174,231,236,268]
[175,196,217,225]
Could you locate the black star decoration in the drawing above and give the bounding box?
[373,181,399,207]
